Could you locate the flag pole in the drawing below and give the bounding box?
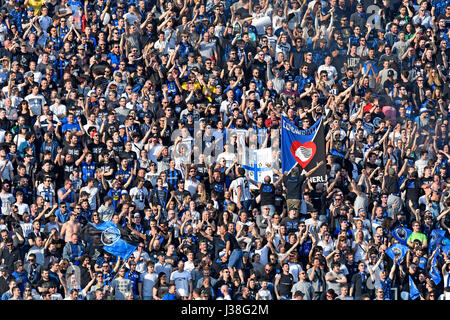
[111,257,128,282]
[287,162,298,176]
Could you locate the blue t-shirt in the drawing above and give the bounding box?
[162,293,177,300]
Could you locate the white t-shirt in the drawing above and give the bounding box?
[79,186,98,210]
[289,262,303,283]
[184,261,195,273]
[185,178,199,197]
[254,245,270,266]
[317,239,334,257]
[230,176,252,202]
[0,192,15,215]
[15,202,30,216]
[0,159,14,181]
[147,144,163,163]
[133,250,150,274]
[20,221,33,238]
[170,270,192,297]
[129,186,148,211]
[318,64,338,82]
[49,103,67,120]
[415,159,428,177]
[139,271,158,297]
[216,152,236,168]
[26,246,45,266]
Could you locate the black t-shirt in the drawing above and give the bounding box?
[346,54,361,71]
[174,189,191,204]
[98,159,116,180]
[104,123,120,139]
[210,180,225,202]
[36,277,58,291]
[236,7,251,19]
[280,216,300,233]
[384,175,399,194]
[259,183,275,206]
[112,142,124,155]
[278,272,294,296]
[224,232,240,252]
[119,150,137,164]
[62,145,82,159]
[88,142,106,162]
[404,178,421,202]
[283,174,306,199]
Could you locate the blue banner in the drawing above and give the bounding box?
[409,275,420,300]
[441,245,450,258]
[392,226,412,246]
[429,249,442,285]
[281,116,326,182]
[386,243,408,265]
[89,221,137,260]
[429,229,447,254]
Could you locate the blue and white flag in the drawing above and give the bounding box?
[89,221,137,260]
[392,226,412,246]
[429,229,447,254]
[409,275,420,300]
[386,243,408,265]
[429,250,442,285]
[281,116,326,182]
[242,147,273,190]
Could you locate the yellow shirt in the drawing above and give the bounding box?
[27,0,45,16]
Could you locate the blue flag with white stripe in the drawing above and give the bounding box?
[392,226,412,246]
[89,221,137,260]
[242,148,273,190]
[386,243,408,265]
[409,275,420,300]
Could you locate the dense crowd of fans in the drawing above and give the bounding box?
[0,0,447,301]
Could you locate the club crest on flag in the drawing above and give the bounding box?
[291,141,316,168]
[88,221,138,260]
[386,243,408,265]
[392,226,412,245]
[101,226,121,246]
[392,247,402,257]
[396,228,407,240]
